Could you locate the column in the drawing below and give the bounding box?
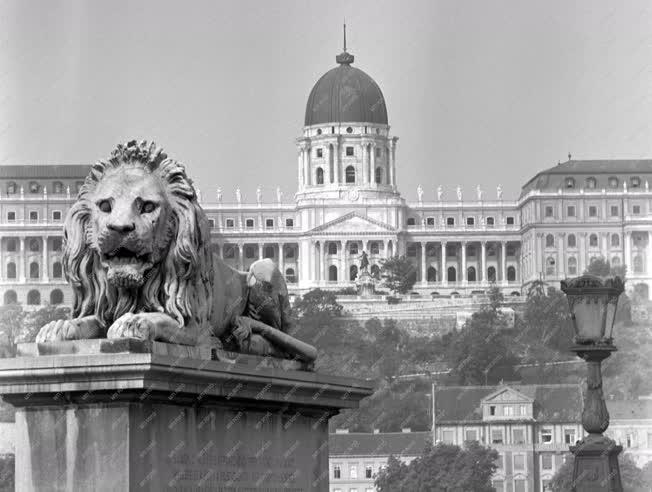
[389,139,396,188]
[309,241,316,284]
[278,243,285,278]
[370,144,376,186]
[421,242,427,285]
[42,236,49,282]
[578,233,587,274]
[501,241,507,284]
[339,240,346,283]
[383,239,389,259]
[441,241,447,286]
[19,237,25,282]
[334,139,340,184]
[237,243,244,271]
[304,145,311,186]
[298,150,304,189]
[319,242,325,284]
[624,232,632,273]
[481,241,487,283]
[219,243,225,259]
[258,243,264,260]
[0,241,3,281]
[461,242,467,285]
[362,144,368,185]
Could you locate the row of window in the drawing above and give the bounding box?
[3,261,63,279]
[3,238,62,252]
[407,243,517,258]
[5,210,63,222]
[545,254,646,276]
[222,244,296,260]
[215,217,295,229]
[332,463,378,480]
[440,427,575,446]
[545,203,644,219]
[564,176,642,190]
[3,289,63,306]
[544,233,622,249]
[407,216,516,227]
[314,125,383,136]
[313,166,385,185]
[314,146,382,159]
[5,181,83,194]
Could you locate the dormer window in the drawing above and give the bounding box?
[631,176,641,188]
[586,177,597,189]
[565,177,575,188]
[53,181,64,193]
[29,181,40,193]
[608,177,619,189]
[7,182,17,194]
[540,428,553,444]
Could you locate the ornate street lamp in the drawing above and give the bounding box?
[560,275,624,492]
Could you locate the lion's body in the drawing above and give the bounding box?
[208,256,249,338]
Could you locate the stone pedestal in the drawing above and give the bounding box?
[0,339,373,492]
[570,434,623,492]
[357,269,375,297]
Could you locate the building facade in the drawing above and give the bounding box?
[2,43,652,307]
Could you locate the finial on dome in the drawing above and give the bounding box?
[336,21,354,65]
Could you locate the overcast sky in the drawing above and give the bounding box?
[2,0,651,201]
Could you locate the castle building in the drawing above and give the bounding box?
[1,40,652,307]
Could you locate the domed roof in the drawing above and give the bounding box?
[304,49,388,126]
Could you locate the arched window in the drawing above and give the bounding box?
[633,255,644,273]
[568,234,576,248]
[611,256,621,267]
[370,242,379,255]
[350,265,358,281]
[3,290,17,305]
[50,289,64,305]
[27,290,40,305]
[52,262,63,278]
[6,182,16,194]
[546,234,555,248]
[345,166,355,184]
[634,283,649,301]
[53,181,64,194]
[316,167,324,185]
[447,267,457,282]
[328,265,338,282]
[507,266,516,282]
[586,177,597,189]
[328,243,338,255]
[565,177,575,188]
[487,266,496,282]
[467,266,476,282]
[608,177,619,189]
[371,264,380,279]
[568,257,577,275]
[589,234,598,247]
[285,268,296,283]
[29,262,39,279]
[631,177,641,188]
[546,257,556,276]
[375,167,383,184]
[427,267,437,282]
[6,262,16,279]
[350,243,359,255]
[264,246,275,259]
[611,234,620,247]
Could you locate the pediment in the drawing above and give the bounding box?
[311,212,396,234]
[481,386,533,404]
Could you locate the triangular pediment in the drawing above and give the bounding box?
[311,212,396,234]
[481,386,533,404]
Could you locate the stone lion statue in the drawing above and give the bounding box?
[36,140,316,363]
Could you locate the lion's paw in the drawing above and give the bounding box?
[35,319,83,343]
[107,313,155,341]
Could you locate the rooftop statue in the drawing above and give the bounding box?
[35,140,317,364]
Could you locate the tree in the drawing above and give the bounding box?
[0,453,14,492]
[522,287,573,354]
[0,304,71,354]
[379,255,417,295]
[375,441,498,492]
[550,453,645,492]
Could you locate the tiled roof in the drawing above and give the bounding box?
[0,398,14,423]
[0,165,91,179]
[607,399,652,420]
[330,431,431,457]
[434,384,582,424]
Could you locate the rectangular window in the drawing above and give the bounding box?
[365,465,373,479]
[466,217,474,226]
[506,216,515,225]
[541,428,553,444]
[519,405,527,416]
[633,205,641,214]
[545,206,553,217]
[245,218,254,228]
[503,405,513,416]
[226,218,235,228]
[333,465,341,479]
[513,454,525,471]
[285,218,294,228]
[442,430,455,444]
[491,429,503,444]
[611,205,619,217]
[489,405,496,416]
[564,428,576,444]
[542,479,552,492]
[647,431,652,448]
[542,453,553,470]
[446,217,455,226]
[224,246,235,259]
[567,206,575,217]
[29,211,38,221]
[426,217,435,226]
[208,219,215,228]
[346,146,354,157]
[349,465,357,479]
[589,206,597,217]
[492,480,504,492]
[52,210,62,221]
[7,211,15,221]
[316,148,323,158]
[265,218,274,228]
[465,429,478,442]
[495,453,503,469]
[514,479,526,492]
[513,428,525,444]
[375,147,381,158]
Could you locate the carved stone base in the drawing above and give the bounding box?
[0,340,373,491]
[570,434,623,492]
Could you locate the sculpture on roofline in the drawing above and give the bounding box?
[236,187,242,203]
[497,184,503,200]
[256,185,262,205]
[437,185,443,201]
[417,184,423,203]
[476,185,483,201]
[456,185,462,201]
[276,186,283,204]
[35,140,317,364]
[216,187,223,203]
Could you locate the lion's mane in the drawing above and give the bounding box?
[63,140,214,331]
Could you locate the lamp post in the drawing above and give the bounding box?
[560,274,624,492]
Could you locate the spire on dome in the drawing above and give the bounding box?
[336,22,354,65]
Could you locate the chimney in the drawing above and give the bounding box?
[373,429,380,434]
[335,428,349,434]
[401,427,411,433]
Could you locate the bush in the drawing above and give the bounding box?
[387,296,402,305]
[0,454,14,492]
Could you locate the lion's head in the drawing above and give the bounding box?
[64,140,213,330]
